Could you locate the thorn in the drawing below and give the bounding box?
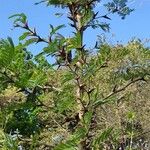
[94,11,99,18]
[69,23,76,28]
[33,28,37,36]
[48,36,52,43]
[113,85,117,92]
[87,88,95,94]
[102,15,111,20]
[24,21,29,29]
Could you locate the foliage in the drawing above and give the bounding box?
[0,0,150,150]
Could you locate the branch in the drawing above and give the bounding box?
[104,77,146,100]
[15,22,49,44]
[94,77,147,107]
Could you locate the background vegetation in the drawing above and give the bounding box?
[0,0,150,149]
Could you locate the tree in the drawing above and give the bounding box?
[0,0,150,150]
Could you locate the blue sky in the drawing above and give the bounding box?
[0,0,150,55]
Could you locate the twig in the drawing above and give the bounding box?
[94,77,147,108]
[103,77,146,100]
[15,22,49,44]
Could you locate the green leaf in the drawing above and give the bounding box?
[7,37,14,48]
[67,32,81,50]
[19,32,30,41]
[55,127,87,150]
[0,37,15,67]
[104,1,134,19]
[99,23,110,32]
[83,111,93,129]
[50,24,65,36]
[93,127,113,145]
[9,13,27,24]
[24,38,38,46]
[54,143,77,150]
[127,111,135,121]
[54,13,63,17]
[93,99,108,106]
[61,72,74,84]
[81,9,94,26]
[43,39,58,54]
[71,127,87,142]
[93,96,116,107]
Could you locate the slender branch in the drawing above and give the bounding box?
[103,77,146,101]
[94,77,147,108]
[15,23,49,44]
